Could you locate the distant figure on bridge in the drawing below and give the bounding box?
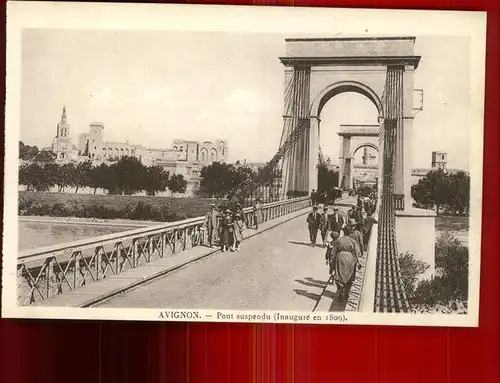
[252,198,263,229]
[347,205,357,221]
[329,207,345,235]
[355,206,364,224]
[306,205,321,247]
[202,203,220,248]
[363,197,371,212]
[325,231,340,276]
[362,211,378,251]
[219,209,234,252]
[349,222,365,256]
[357,195,363,209]
[328,226,362,302]
[319,206,331,247]
[310,189,318,206]
[231,212,244,252]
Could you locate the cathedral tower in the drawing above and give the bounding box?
[56,106,70,138]
[52,106,73,161]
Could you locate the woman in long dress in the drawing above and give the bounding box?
[253,198,263,229]
[219,209,233,252]
[232,212,244,251]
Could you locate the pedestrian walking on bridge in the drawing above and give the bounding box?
[219,209,233,252]
[362,211,378,251]
[306,205,321,247]
[319,206,331,247]
[329,207,345,235]
[202,203,219,248]
[349,222,365,256]
[310,189,318,206]
[231,212,244,252]
[328,225,362,302]
[252,198,263,229]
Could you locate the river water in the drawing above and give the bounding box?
[18,221,143,251]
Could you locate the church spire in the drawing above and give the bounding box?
[61,105,67,124]
[57,105,69,138]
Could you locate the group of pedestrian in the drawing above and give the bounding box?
[305,191,378,302]
[202,203,244,252]
[202,198,264,253]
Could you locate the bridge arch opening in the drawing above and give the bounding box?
[314,86,381,192]
[311,81,383,118]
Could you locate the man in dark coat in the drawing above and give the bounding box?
[202,203,219,247]
[362,211,378,251]
[310,189,318,206]
[319,206,331,247]
[306,205,321,246]
[329,207,345,234]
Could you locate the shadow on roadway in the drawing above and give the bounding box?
[294,277,347,312]
[288,241,326,249]
[288,240,313,247]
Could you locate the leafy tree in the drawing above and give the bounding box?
[168,173,187,194]
[236,166,257,200]
[144,166,170,196]
[34,149,57,163]
[447,171,470,215]
[73,161,93,193]
[317,163,339,193]
[200,162,238,198]
[113,156,147,195]
[19,141,39,161]
[397,251,430,300]
[19,164,34,190]
[402,231,469,307]
[52,163,75,192]
[435,231,469,297]
[90,163,110,194]
[43,163,61,191]
[18,163,55,191]
[411,169,450,214]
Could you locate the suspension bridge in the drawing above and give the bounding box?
[16,37,436,314]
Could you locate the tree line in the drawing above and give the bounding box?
[198,161,342,202]
[411,169,470,215]
[399,231,468,312]
[199,162,282,201]
[19,156,187,196]
[19,141,57,163]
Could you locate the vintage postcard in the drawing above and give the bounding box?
[2,2,486,326]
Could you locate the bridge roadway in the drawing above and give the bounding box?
[96,202,356,312]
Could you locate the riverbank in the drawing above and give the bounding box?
[19,191,224,222]
[18,215,159,227]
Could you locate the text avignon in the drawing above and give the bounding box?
[159,311,201,320]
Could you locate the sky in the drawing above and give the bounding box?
[20,30,472,170]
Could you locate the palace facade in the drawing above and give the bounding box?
[50,107,228,194]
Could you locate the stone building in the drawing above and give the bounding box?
[411,151,468,186]
[51,106,78,162]
[431,151,447,170]
[50,107,228,195]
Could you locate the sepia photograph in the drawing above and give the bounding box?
[2,2,486,326]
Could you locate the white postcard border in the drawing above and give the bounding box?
[2,1,487,327]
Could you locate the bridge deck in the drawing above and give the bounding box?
[96,199,358,311]
[37,197,360,311]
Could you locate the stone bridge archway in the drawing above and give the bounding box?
[279,37,420,209]
[337,124,380,190]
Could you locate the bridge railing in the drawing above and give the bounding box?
[17,196,311,305]
[350,199,380,312]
